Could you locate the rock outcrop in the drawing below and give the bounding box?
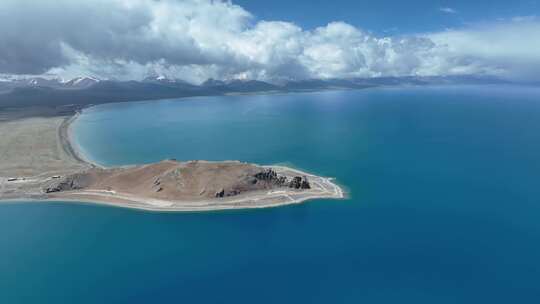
[288,176,311,189]
[212,168,311,198]
[44,172,93,193]
[254,168,288,186]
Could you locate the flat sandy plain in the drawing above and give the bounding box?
[0,110,344,211]
[0,115,90,200]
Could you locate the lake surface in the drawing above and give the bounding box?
[2,86,540,303]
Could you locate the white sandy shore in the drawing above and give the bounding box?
[0,108,345,212]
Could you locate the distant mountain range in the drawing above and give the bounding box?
[0,76,101,92]
[0,75,521,110]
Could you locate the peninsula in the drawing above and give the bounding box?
[0,109,343,211]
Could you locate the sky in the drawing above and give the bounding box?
[1,0,539,83]
[235,0,540,34]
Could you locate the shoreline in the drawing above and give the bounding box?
[1,185,344,213]
[61,110,106,169]
[1,108,345,212]
[59,112,92,166]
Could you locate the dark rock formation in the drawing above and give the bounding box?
[288,176,311,189]
[254,169,277,181]
[44,173,92,193]
[152,178,162,192]
[215,188,241,198]
[212,168,311,199]
[253,168,288,187]
[301,176,311,189]
[215,188,225,198]
[289,176,302,189]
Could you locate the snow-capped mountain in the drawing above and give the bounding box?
[0,76,101,90]
[0,74,516,110]
[0,76,66,92]
[64,77,100,89]
[142,75,189,84]
[25,77,65,87]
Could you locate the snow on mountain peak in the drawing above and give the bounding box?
[65,76,100,87]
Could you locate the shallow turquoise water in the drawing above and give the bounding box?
[2,86,540,303]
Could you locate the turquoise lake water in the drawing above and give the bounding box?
[2,86,540,303]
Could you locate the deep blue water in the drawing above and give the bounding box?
[2,86,540,303]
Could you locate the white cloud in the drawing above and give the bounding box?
[439,7,458,14]
[1,0,539,83]
[427,19,540,80]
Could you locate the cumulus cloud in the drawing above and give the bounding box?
[427,19,540,81]
[1,0,539,83]
[0,0,250,76]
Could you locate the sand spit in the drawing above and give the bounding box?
[0,110,344,211]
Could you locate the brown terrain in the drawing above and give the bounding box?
[44,160,312,201]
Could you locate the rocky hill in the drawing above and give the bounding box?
[44,160,311,201]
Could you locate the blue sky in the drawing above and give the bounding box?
[236,0,539,33]
[1,0,540,82]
